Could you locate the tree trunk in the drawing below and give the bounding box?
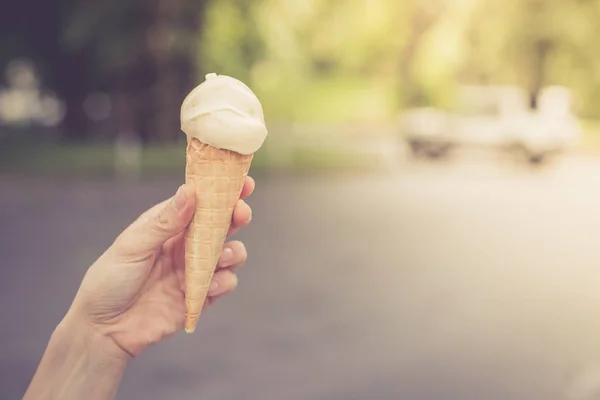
[56,53,91,141]
[529,39,552,110]
[149,0,183,142]
[398,5,441,107]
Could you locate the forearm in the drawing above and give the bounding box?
[24,317,130,400]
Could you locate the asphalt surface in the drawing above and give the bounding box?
[4,153,600,399]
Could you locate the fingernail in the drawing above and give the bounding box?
[219,247,233,265]
[171,185,187,210]
[248,207,252,222]
[209,279,219,293]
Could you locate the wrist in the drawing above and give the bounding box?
[56,313,131,368]
[23,314,130,399]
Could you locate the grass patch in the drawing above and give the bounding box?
[258,76,397,124]
[0,142,117,175]
[0,140,378,177]
[288,146,375,172]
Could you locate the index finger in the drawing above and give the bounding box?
[240,176,255,200]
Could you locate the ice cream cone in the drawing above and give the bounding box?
[184,137,253,333]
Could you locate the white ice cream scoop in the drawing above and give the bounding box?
[180,73,268,155]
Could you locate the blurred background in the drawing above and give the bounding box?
[5,0,600,399]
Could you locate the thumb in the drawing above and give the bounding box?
[113,184,196,258]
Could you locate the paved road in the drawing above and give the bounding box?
[4,154,600,399]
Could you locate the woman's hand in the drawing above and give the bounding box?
[64,177,255,358]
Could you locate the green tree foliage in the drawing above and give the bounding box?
[61,0,206,141]
[5,0,600,139]
[465,0,600,116]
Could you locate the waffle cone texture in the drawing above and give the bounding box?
[184,137,253,333]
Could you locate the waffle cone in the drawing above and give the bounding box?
[184,137,253,333]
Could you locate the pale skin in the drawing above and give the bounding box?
[23,177,256,400]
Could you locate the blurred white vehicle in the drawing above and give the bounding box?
[400,107,454,158]
[400,85,581,164]
[509,86,582,163]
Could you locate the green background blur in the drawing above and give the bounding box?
[2,0,600,175]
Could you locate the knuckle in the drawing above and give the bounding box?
[234,200,250,218]
[152,207,172,233]
[226,271,239,289]
[231,241,247,261]
[238,244,248,261]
